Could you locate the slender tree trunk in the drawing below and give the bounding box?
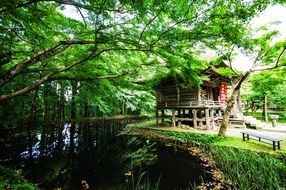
[264,95,268,122]
[121,100,125,115]
[218,71,250,136]
[44,84,49,121]
[27,87,39,180]
[69,81,77,168]
[251,101,257,117]
[60,83,65,120]
[42,85,49,155]
[40,125,47,157]
[71,81,77,120]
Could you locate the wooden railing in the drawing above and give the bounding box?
[157,100,226,108]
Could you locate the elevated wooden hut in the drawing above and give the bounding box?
[155,65,231,130]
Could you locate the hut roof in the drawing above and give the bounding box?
[155,61,238,88]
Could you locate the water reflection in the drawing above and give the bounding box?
[0,120,210,189]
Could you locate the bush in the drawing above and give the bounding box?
[0,165,37,190]
[160,131,223,144]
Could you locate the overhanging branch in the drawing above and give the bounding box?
[0,46,151,101]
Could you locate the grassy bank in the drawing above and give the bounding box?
[124,120,286,190]
[128,119,286,153]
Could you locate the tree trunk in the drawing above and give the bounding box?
[264,95,268,122]
[69,81,77,166]
[251,101,257,117]
[121,100,125,115]
[27,87,39,180]
[218,71,250,136]
[218,90,238,136]
[60,82,65,120]
[43,84,49,121]
[231,79,244,118]
[71,81,77,120]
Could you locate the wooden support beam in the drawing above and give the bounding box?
[193,109,197,129]
[172,109,176,127]
[210,109,215,129]
[156,109,159,125]
[161,109,165,123]
[205,108,210,130]
[218,109,222,117]
[178,109,181,117]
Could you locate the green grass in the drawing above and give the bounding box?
[128,119,158,128]
[126,119,286,153]
[214,136,286,154]
[210,146,286,190]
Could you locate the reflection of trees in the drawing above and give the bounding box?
[121,137,158,174]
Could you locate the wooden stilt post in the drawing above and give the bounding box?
[193,109,197,129]
[218,109,222,117]
[205,108,210,130]
[210,109,214,129]
[172,109,176,127]
[161,109,165,123]
[156,109,159,125]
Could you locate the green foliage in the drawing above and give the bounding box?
[1,0,286,127]
[0,165,37,190]
[210,146,286,190]
[243,68,286,121]
[132,172,161,190]
[121,137,158,169]
[215,67,238,78]
[160,131,224,144]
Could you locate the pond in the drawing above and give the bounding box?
[0,120,211,189]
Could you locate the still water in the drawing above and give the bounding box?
[0,120,210,189]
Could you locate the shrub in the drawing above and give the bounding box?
[0,165,37,190]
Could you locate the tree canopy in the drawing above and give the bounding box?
[0,0,285,125]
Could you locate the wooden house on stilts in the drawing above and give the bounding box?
[155,64,233,130]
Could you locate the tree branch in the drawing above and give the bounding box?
[0,40,103,87]
[0,46,151,101]
[138,9,163,44]
[0,43,70,86]
[251,44,286,72]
